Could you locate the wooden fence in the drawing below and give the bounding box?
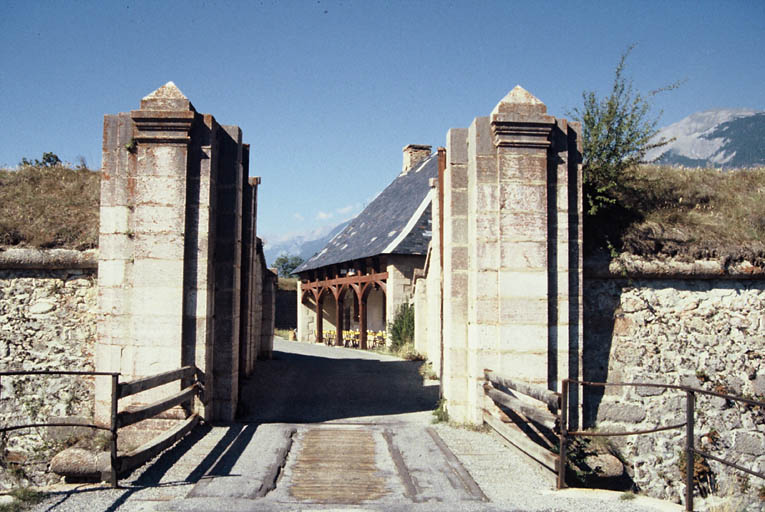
[482,369,560,476]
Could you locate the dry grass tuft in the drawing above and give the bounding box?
[0,164,100,250]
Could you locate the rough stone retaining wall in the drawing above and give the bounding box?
[0,249,98,488]
[584,256,764,508]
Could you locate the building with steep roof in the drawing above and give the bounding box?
[295,145,442,348]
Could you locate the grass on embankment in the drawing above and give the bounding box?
[1,163,763,265]
[587,165,765,264]
[0,164,100,250]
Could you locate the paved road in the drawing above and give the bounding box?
[30,339,679,512]
[236,337,440,424]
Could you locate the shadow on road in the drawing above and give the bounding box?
[236,347,440,423]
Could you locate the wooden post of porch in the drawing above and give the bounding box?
[335,295,344,346]
[359,293,368,350]
[316,294,323,344]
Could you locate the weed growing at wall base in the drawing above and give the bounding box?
[432,399,449,423]
[0,488,47,512]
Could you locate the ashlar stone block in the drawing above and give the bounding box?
[499,183,546,212]
[447,128,469,164]
[498,324,549,352]
[132,260,184,288]
[133,232,185,260]
[500,241,547,270]
[134,176,187,206]
[474,214,498,241]
[499,352,548,379]
[499,211,546,242]
[100,206,130,234]
[499,151,547,182]
[475,241,499,271]
[476,183,499,212]
[131,286,184,317]
[134,205,185,234]
[499,271,547,299]
[499,297,548,324]
[448,163,468,189]
[98,260,129,288]
[131,315,183,346]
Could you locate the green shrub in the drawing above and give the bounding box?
[572,45,680,218]
[388,303,414,350]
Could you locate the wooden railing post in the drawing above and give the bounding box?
[558,379,568,489]
[110,374,119,488]
[685,389,695,512]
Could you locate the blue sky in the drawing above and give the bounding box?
[2,1,763,248]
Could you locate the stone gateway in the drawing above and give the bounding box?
[95,82,275,424]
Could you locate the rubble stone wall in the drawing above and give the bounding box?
[0,263,98,488]
[584,263,765,506]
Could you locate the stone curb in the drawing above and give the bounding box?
[0,248,98,269]
[585,255,765,279]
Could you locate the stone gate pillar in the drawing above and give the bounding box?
[96,82,267,425]
[441,86,583,424]
[490,88,555,390]
[96,83,195,424]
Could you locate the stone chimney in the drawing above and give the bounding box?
[402,144,432,174]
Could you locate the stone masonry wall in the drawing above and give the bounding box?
[0,264,98,488]
[585,267,764,507]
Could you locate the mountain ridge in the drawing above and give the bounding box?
[263,220,350,266]
[648,108,765,168]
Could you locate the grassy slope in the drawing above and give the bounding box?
[589,165,765,265]
[0,165,100,250]
[0,164,763,265]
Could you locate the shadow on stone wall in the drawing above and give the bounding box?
[275,289,296,329]
[582,279,620,428]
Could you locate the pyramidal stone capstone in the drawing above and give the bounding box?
[140,81,194,111]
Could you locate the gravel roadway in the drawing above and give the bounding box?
[26,338,681,512]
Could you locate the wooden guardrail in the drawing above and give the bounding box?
[483,369,560,475]
[0,366,203,487]
[113,366,203,482]
[483,369,765,512]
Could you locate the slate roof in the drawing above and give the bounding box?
[295,154,437,274]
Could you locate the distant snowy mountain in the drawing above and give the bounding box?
[647,109,765,168]
[263,220,350,266]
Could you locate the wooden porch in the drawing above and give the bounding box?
[300,270,388,350]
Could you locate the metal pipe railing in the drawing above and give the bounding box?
[0,370,120,487]
[558,379,764,512]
